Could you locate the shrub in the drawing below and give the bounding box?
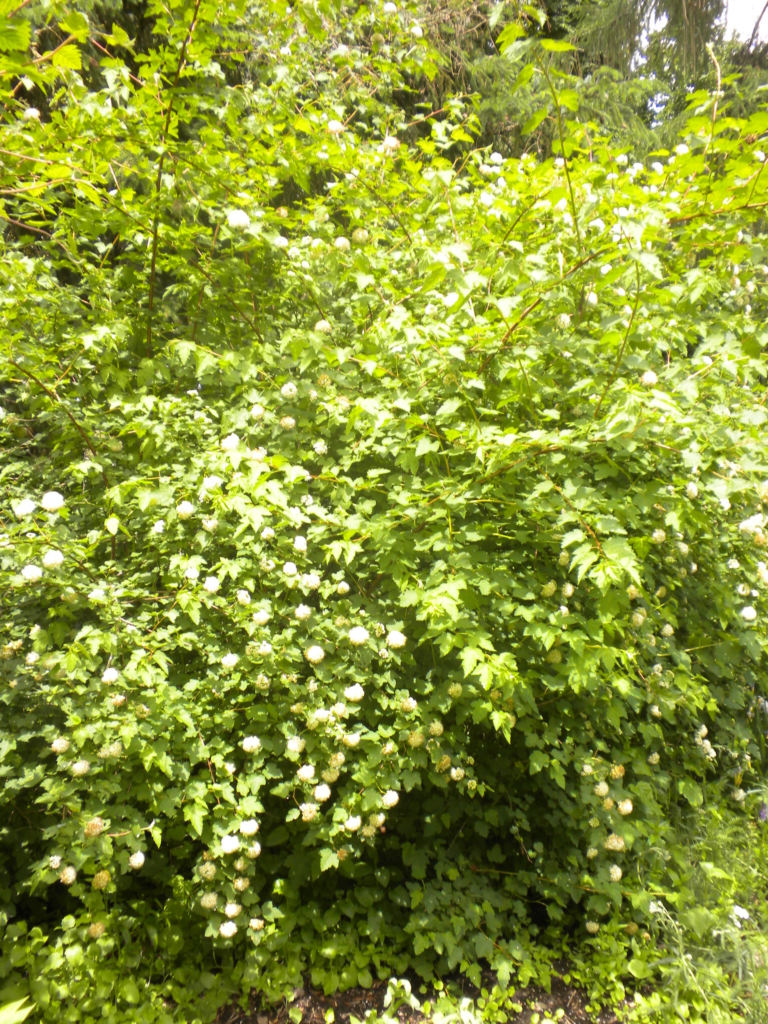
[1,2,768,1019]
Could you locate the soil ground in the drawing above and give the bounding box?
[218,969,622,1024]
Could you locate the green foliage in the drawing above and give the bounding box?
[1,2,768,1022]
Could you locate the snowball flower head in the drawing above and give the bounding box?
[314,440,328,456]
[609,864,623,882]
[224,902,242,918]
[222,653,239,670]
[586,291,598,307]
[294,604,312,621]
[641,370,658,387]
[337,581,350,595]
[617,799,633,816]
[345,816,362,831]
[41,491,65,512]
[236,590,251,606]
[604,833,626,852]
[327,119,345,135]
[381,135,400,154]
[297,764,315,782]
[315,319,332,334]
[59,866,77,885]
[294,535,307,553]
[281,382,298,399]
[221,834,240,854]
[177,501,194,520]
[242,736,261,753]
[219,921,238,938]
[586,921,600,935]
[287,736,306,754]
[221,433,239,451]
[686,482,698,499]
[253,609,270,626]
[129,851,145,870]
[251,403,265,420]
[344,684,365,702]
[386,630,406,649]
[21,565,42,582]
[305,645,325,664]
[349,626,369,646]
[302,572,321,590]
[71,760,90,777]
[239,819,260,837]
[204,576,220,594]
[314,783,331,801]
[556,313,571,330]
[43,550,64,568]
[283,561,297,577]
[334,237,350,252]
[102,667,119,684]
[153,520,165,534]
[51,738,70,754]
[741,606,757,622]
[383,1,397,11]
[185,566,200,581]
[661,624,674,638]
[15,499,36,517]
[652,529,666,544]
[382,790,399,808]
[227,209,250,229]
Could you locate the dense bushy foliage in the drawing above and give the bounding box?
[1,1,768,1021]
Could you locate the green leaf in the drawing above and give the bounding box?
[678,779,703,807]
[50,44,82,69]
[540,38,576,52]
[0,18,31,51]
[522,106,548,135]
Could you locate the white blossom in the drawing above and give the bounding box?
[227,209,250,229]
[153,520,165,534]
[400,696,417,713]
[59,866,77,885]
[71,760,90,777]
[41,491,65,512]
[21,565,43,582]
[686,482,698,499]
[586,291,598,307]
[222,653,239,670]
[305,645,325,664]
[641,369,659,387]
[302,572,321,590]
[15,499,36,517]
[337,581,350,595]
[251,403,265,420]
[386,630,406,649]
[245,842,261,859]
[184,566,200,581]
[345,815,362,831]
[177,501,195,520]
[661,624,674,638]
[382,790,399,808]
[741,606,757,621]
[297,764,316,782]
[586,921,600,935]
[102,667,119,684]
[287,736,306,755]
[349,626,369,645]
[342,732,361,747]
[334,237,350,252]
[281,382,298,399]
[283,561,298,577]
[617,799,633,816]
[294,604,312,621]
[652,529,666,544]
[315,319,332,333]
[202,518,218,533]
[344,684,365,702]
[253,609,270,626]
[219,921,238,938]
[51,737,70,754]
[236,590,251,606]
[242,736,261,753]
[129,851,145,870]
[327,119,345,135]
[221,834,240,854]
[314,783,331,801]
[314,440,328,455]
[43,550,64,568]
[381,135,400,154]
[204,576,220,594]
[257,641,272,656]
[294,535,307,553]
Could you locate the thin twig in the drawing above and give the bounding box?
[146,0,204,358]
[8,360,110,489]
[592,259,641,419]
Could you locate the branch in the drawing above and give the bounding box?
[8,360,110,489]
[146,0,203,358]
